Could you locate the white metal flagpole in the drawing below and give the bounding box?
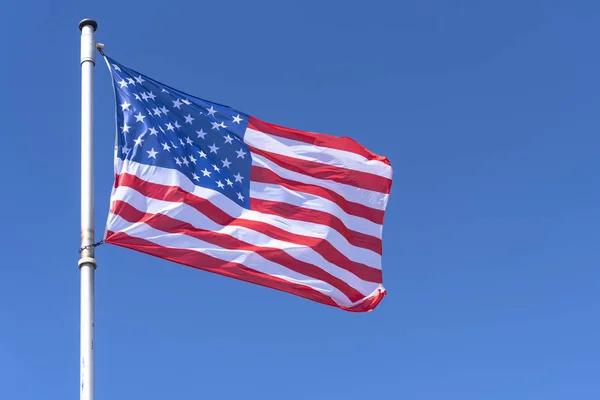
[78,18,98,400]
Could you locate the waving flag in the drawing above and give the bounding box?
[102,55,392,312]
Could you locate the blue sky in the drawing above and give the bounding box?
[1,0,599,399]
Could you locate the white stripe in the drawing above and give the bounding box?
[245,128,392,179]
[251,153,389,211]
[250,181,382,239]
[115,160,383,268]
[108,185,381,294]
[108,214,352,307]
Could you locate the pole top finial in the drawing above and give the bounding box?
[79,18,98,31]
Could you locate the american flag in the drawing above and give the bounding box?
[102,55,393,312]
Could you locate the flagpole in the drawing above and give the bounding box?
[78,18,98,400]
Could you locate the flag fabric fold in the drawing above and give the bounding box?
[102,55,392,312]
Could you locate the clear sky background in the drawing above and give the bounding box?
[1,0,599,399]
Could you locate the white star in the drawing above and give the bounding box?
[147,148,158,159]
[196,129,208,139]
[134,112,146,123]
[224,134,233,144]
[173,99,183,109]
[184,114,195,124]
[189,155,197,164]
[141,92,149,101]
[225,178,233,187]
[185,136,193,145]
[198,150,207,158]
[237,192,244,201]
[161,88,169,93]
[121,122,131,133]
[160,106,169,115]
[147,91,156,101]
[209,143,219,154]
[161,142,171,152]
[179,138,185,146]
[182,157,190,166]
[148,127,158,136]
[121,145,130,155]
[153,107,162,116]
[201,168,211,177]
[159,126,165,133]
[135,75,145,84]
[133,135,145,146]
[127,77,135,85]
[175,157,182,167]
[232,114,243,124]
[170,141,178,149]
[174,121,182,129]
[234,173,244,183]
[112,64,121,72]
[236,148,247,159]
[134,94,141,101]
[120,101,131,111]
[166,122,175,131]
[219,121,227,129]
[118,79,128,88]
[212,164,221,172]
[182,98,191,105]
[216,180,225,189]
[211,121,221,130]
[222,158,231,168]
[206,106,217,116]
[192,172,200,181]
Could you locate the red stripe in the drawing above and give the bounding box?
[250,146,392,195]
[110,200,366,302]
[115,173,382,284]
[251,166,385,225]
[107,231,385,312]
[105,231,383,312]
[250,198,382,255]
[248,116,391,166]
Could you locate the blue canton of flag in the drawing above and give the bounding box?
[107,56,251,207]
